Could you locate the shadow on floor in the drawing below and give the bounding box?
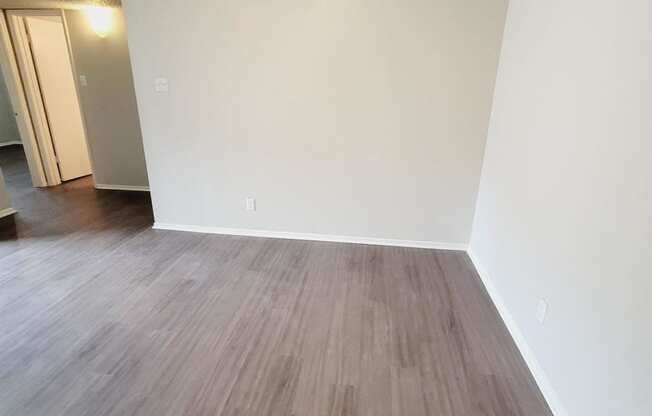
[0,144,153,244]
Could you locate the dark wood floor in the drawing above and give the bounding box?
[0,145,551,416]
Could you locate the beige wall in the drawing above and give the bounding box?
[470,1,652,415]
[0,73,19,145]
[64,8,148,188]
[123,0,507,243]
[0,168,11,213]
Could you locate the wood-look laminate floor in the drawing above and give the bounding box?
[0,145,552,416]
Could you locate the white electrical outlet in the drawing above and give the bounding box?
[154,77,169,93]
[245,198,256,212]
[79,75,88,87]
[536,299,548,324]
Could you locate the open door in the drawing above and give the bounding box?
[24,15,91,181]
[0,11,47,187]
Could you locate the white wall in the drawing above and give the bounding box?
[470,1,652,415]
[0,73,19,145]
[65,8,148,188]
[123,0,507,244]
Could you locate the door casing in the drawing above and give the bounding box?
[2,9,95,186]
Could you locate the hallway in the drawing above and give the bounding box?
[0,144,152,240]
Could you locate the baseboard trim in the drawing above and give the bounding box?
[153,222,467,251]
[0,140,21,147]
[467,248,568,416]
[0,207,17,219]
[95,184,150,192]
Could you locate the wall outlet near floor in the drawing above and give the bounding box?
[154,77,169,93]
[245,198,256,212]
[536,299,548,324]
[79,75,88,87]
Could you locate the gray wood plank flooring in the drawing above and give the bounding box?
[0,145,552,415]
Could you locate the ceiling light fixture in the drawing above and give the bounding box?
[84,5,113,38]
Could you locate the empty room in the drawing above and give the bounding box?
[0,1,649,415]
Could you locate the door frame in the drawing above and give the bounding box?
[1,8,95,187]
[0,10,47,187]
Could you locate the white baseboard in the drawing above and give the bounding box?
[467,248,568,416]
[153,222,467,251]
[0,207,17,219]
[95,184,150,192]
[0,140,21,147]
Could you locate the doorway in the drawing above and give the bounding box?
[0,4,150,233]
[1,9,92,190]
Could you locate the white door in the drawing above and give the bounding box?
[25,16,91,181]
